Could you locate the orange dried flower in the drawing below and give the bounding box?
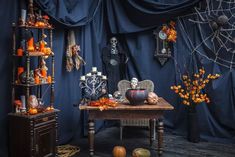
[161,21,177,42]
[89,97,117,111]
[171,68,220,106]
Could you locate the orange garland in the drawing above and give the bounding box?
[171,68,220,106]
[89,97,117,111]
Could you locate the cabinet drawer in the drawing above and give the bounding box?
[34,114,56,126]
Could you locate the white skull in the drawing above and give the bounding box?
[130,78,138,89]
[110,37,118,47]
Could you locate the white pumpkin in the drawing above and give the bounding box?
[147,92,159,104]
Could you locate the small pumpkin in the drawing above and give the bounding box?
[112,146,126,157]
[132,148,151,157]
[147,92,159,105]
[46,106,54,111]
[28,108,38,115]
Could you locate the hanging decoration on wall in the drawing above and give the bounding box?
[153,21,177,66]
[66,30,86,72]
[178,0,235,69]
[102,37,128,94]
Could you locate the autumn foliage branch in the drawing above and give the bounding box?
[171,68,220,106]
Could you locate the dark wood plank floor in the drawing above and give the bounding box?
[72,127,235,157]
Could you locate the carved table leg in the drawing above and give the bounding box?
[88,120,95,156]
[149,119,155,146]
[157,119,164,156]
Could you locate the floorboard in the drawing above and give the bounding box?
[72,127,235,157]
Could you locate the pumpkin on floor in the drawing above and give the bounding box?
[132,148,150,157]
[112,146,126,157]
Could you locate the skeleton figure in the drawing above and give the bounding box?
[110,37,118,54]
[102,36,128,94]
[130,78,139,89]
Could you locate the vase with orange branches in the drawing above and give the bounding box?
[171,68,220,142]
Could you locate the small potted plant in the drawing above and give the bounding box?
[171,68,220,142]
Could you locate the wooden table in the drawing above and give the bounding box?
[79,97,174,156]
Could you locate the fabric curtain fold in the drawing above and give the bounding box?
[35,0,102,27]
[0,1,235,156]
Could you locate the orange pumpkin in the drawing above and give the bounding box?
[112,146,126,157]
[28,108,38,115]
[46,106,54,111]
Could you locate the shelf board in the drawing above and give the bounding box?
[16,25,54,30]
[13,81,55,87]
[8,109,60,118]
[13,51,53,57]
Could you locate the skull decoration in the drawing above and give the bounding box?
[110,37,118,46]
[28,95,39,108]
[110,37,118,54]
[130,78,139,89]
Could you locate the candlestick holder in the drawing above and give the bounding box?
[79,67,107,100]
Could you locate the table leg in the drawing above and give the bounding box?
[149,119,155,146]
[157,119,164,156]
[88,120,95,156]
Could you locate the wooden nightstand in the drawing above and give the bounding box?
[8,110,59,157]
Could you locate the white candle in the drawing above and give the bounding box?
[20,95,26,110]
[80,76,85,81]
[87,73,92,77]
[102,75,107,80]
[97,72,102,76]
[21,9,26,25]
[92,67,97,72]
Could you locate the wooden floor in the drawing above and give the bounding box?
[73,127,235,157]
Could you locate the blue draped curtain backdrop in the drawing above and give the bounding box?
[0,0,235,156]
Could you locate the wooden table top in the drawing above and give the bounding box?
[79,97,174,111]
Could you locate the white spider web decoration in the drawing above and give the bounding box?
[177,0,235,70]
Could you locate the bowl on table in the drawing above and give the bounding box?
[125,89,148,105]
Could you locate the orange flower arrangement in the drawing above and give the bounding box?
[161,21,177,42]
[89,97,117,111]
[171,68,220,106]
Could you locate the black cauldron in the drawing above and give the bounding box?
[125,89,148,105]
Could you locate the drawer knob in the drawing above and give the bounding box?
[42,117,49,122]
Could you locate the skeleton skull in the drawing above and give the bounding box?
[130,78,138,89]
[110,37,118,47]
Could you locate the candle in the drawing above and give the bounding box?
[86,73,92,77]
[97,72,102,76]
[20,95,26,111]
[21,9,26,25]
[27,37,34,51]
[17,67,24,78]
[102,75,107,80]
[34,76,40,84]
[47,75,52,83]
[92,67,97,72]
[41,69,47,77]
[80,76,85,81]
[39,40,45,52]
[17,48,23,56]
